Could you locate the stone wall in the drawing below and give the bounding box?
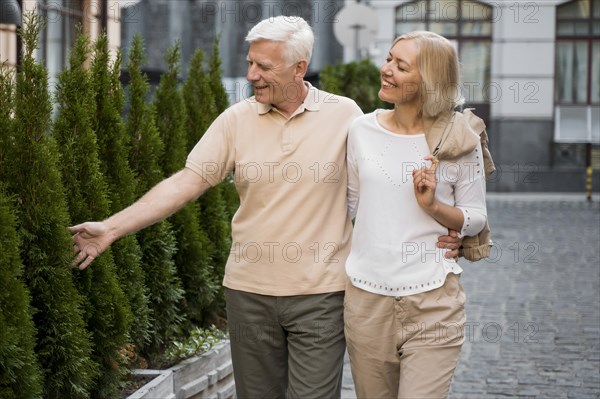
[128,341,235,399]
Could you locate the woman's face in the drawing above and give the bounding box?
[379,39,422,106]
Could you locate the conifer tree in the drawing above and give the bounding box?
[125,34,184,355]
[154,42,219,325]
[184,49,217,141]
[183,48,232,315]
[91,33,152,352]
[0,64,13,178]
[209,38,240,220]
[209,37,230,115]
[156,43,187,175]
[0,67,43,399]
[0,188,43,399]
[53,32,133,398]
[319,59,389,113]
[3,13,97,397]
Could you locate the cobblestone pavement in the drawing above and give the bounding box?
[342,193,600,399]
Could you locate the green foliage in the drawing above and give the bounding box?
[91,33,152,353]
[209,38,240,220]
[53,32,134,398]
[1,21,240,393]
[5,13,98,397]
[319,59,391,113]
[183,48,232,317]
[184,49,217,143]
[209,37,230,115]
[125,34,184,357]
[218,175,240,223]
[195,187,230,303]
[154,42,220,326]
[0,65,13,180]
[92,35,138,212]
[164,325,227,365]
[0,187,43,399]
[155,42,188,175]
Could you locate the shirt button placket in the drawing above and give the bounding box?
[281,122,293,153]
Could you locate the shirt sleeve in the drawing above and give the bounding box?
[454,142,487,237]
[346,129,360,220]
[185,110,235,187]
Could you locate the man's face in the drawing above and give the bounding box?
[246,40,300,110]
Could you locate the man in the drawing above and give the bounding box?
[71,16,460,399]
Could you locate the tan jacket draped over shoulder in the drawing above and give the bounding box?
[423,108,495,261]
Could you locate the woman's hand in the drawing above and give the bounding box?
[412,155,439,213]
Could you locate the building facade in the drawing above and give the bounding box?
[1,0,121,85]
[353,0,599,192]
[120,0,345,97]
[120,0,598,192]
[2,0,598,192]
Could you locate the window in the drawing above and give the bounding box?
[0,23,18,67]
[395,0,493,109]
[0,0,21,67]
[556,0,600,105]
[38,0,85,76]
[555,0,600,143]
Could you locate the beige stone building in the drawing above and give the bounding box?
[346,0,599,192]
[1,0,120,74]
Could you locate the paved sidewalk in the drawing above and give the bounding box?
[341,194,600,399]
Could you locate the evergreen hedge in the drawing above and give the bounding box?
[0,13,236,395]
[0,36,43,399]
[209,39,240,221]
[0,64,12,178]
[154,43,220,326]
[91,34,152,353]
[209,37,230,116]
[53,33,133,398]
[0,187,42,397]
[183,49,232,316]
[125,34,184,358]
[184,49,217,145]
[3,14,98,397]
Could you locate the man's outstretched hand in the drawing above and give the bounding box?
[69,222,115,270]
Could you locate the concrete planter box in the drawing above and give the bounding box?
[128,341,235,399]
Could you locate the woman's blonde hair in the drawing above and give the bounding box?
[392,31,465,118]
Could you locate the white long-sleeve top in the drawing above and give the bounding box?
[346,110,487,297]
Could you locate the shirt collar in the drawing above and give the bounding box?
[257,81,321,115]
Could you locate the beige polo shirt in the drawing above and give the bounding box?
[186,83,363,296]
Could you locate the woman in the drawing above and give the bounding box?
[345,31,489,399]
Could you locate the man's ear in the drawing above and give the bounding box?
[295,60,308,78]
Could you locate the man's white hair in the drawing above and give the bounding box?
[245,16,314,65]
